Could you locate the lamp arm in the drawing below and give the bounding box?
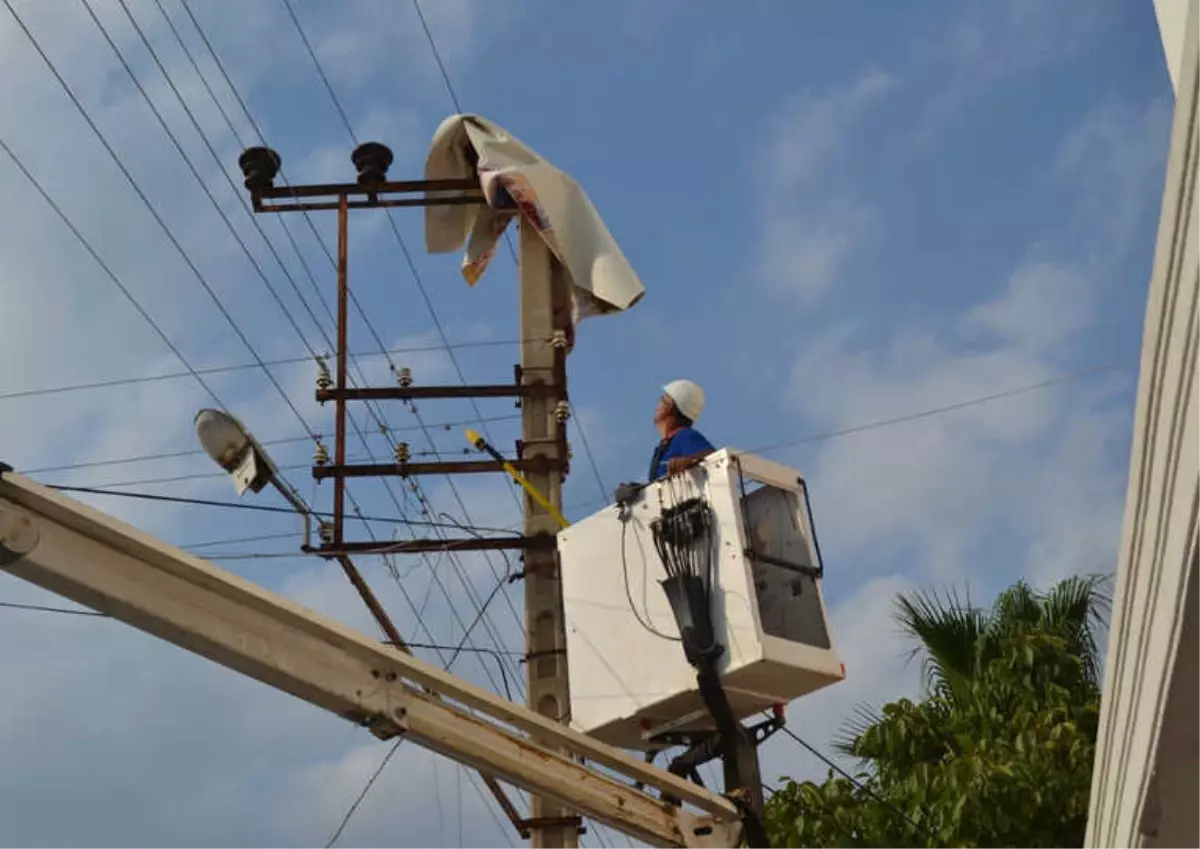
[270,477,314,551]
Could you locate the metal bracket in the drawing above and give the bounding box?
[517,816,586,840]
[741,549,822,579]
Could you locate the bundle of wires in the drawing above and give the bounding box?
[650,492,721,667]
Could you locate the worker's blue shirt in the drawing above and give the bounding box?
[649,427,715,481]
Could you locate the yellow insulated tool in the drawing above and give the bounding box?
[464,428,570,529]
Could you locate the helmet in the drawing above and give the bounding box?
[663,379,705,422]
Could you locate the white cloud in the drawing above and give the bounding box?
[302,0,500,96]
[766,72,894,187]
[911,0,1114,139]
[0,2,521,845]
[742,136,1156,767]
[754,72,893,301]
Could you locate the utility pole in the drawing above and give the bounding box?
[519,221,577,848]
[235,143,581,844]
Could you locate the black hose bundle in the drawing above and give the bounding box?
[650,496,722,667]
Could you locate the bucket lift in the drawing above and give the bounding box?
[559,449,845,839]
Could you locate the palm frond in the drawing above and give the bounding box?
[833,702,881,757]
[893,586,985,694]
[1038,573,1114,683]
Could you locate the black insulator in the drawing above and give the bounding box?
[351,142,393,188]
[237,146,281,191]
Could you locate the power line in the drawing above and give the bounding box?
[25,359,1125,514]
[2,0,316,466]
[0,134,228,412]
[0,342,535,403]
[325,737,404,848]
[778,724,933,843]
[0,601,107,617]
[15,415,520,476]
[279,0,527,670]
[412,0,614,506]
[44,484,523,537]
[152,11,532,815]
[411,0,463,113]
[183,531,301,550]
[751,362,1131,455]
[148,0,526,691]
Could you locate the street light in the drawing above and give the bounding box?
[193,408,313,551]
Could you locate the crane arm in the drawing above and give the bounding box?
[0,469,740,848]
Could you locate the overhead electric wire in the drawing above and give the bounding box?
[278,0,518,471]
[2,36,515,790]
[411,0,463,113]
[1,1,317,472]
[409,0,612,506]
[17,0,513,692]
[16,415,518,476]
[0,346,538,403]
[277,0,527,664]
[0,601,107,618]
[44,483,523,539]
[0,133,228,413]
[324,737,403,848]
[129,0,526,692]
[322,511,526,845]
[183,531,302,550]
[751,362,1131,455]
[777,723,933,842]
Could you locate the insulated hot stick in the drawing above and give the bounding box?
[464,429,569,529]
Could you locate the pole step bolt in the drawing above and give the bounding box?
[396,366,413,388]
[394,442,411,464]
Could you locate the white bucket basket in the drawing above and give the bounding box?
[559,448,845,751]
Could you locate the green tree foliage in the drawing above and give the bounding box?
[765,575,1111,847]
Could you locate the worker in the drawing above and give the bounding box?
[649,379,715,481]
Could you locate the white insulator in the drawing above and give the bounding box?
[396,366,413,388]
[554,400,571,423]
[315,358,333,391]
[313,442,329,466]
[550,330,569,350]
[394,441,411,464]
[318,521,335,544]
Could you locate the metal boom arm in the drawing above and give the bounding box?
[0,470,740,848]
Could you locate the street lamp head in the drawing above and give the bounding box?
[194,408,277,496]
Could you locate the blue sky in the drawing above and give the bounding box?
[0,0,1176,845]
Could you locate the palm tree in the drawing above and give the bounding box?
[893,574,1113,698]
[835,573,1113,754]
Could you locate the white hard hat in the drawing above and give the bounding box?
[663,379,705,422]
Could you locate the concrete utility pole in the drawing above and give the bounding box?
[519,220,577,849]
[0,467,742,848]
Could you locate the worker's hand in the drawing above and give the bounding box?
[667,456,699,476]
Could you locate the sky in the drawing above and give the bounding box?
[0,0,1178,846]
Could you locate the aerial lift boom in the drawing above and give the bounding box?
[0,466,741,848]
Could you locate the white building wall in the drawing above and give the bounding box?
[1085,3,1198,845]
